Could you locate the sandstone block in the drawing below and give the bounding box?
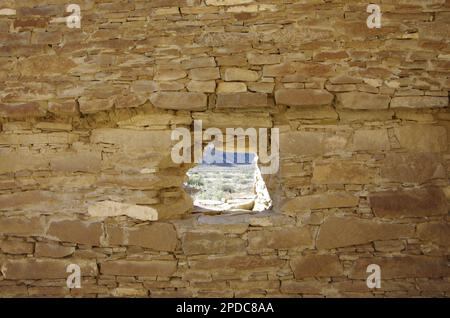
[217,82,247,93]
[100,260,177,277]
[417,222,450,246]
[290,255,343,279]
[187,80,216,93]
[35,242,75,258]
[48,100,78,115]
[280,131,348,157]
[316,216,414,249]
[127,223,178,251]
[381,153,446,183]
[275,89,333,107]
[47,219,103,246]
[78,97,114,114]
[224,68,259,81]
[349,256,450,279]
[1,259,97,279]
[189,255,284,271]
[90,128,173,151]
[215,92,268,108]
[154,69,187,81]
[182,232,245,255]
[88,200,158,221]
[0,217,45,236]
[50,151,101,173]
[206,0,254,5]
[337,92,390,110]
[394,125,447,152]
[0,240,34,254]
[150,92,207,110]
[0,102,46,118]
[352,129,390,151]
[312,162,376,184]
[391,96,448,108]
[189,67,220,80]
[247,227,312,250]
[282,193,359,214]
[247,53,281,65]
[369,187,448,218]
[182,57,216,69]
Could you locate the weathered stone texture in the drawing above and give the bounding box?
[0,0,449,298]
[316,217,414,249]
[369,187,448,218]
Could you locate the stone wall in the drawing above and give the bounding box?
[0,0,449,297]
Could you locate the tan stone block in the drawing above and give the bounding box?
[35,122,72,131]
[19,55,76,76]
[0,153,50,174]
[381,153,446,183]
[0,216,45,236]
[275,89,333,107]
[312,161,376,185]
[391,96,448,108]
[35,242,75,258]
[215,92,268,108]
[47,219,103,246]
[247,227,313,250]
[182,232,245,255]
[247,53,281,65]
[349,256,450,279]
[150,92,207,110]
[100,260,177,277]
[417,222,450,246]
[154,69,186,81]
[182,57,216,69]
[48,100,78,115]
[187,80,216,93]
[192,112,272,128]
[316,216,414,249]
[78,97,114,114]
[336,92,390,110]
[189,67,220,80]
[90,128,173,151]
[1,259,98,279]
[282,193,359,214]
[280,131,348,157]
[369,187,448,218]
[0,240,34,254]
[338,110,394,122]
[0,102,46,118]
[285,107,338,120]
[0,190,59,210]
[206,0,254,6]
[88,201,158,221]
[50,151,101,173]
[0,132,78,145]
[224,68,259,81]
[217,82,247,93]
[189,255,284,271]
[394,125,447,152]
[280,280,322,294]
[290,255,343,279]
[247,82,274,93]
[127,223,178,251]
[352,129,390,151]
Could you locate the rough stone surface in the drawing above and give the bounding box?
[290,255,344,279]
[369,187,448,218]
[282,193,359,214]
[275,89,334,107]
[0,0,449,298]
[337,92,391,110]
[88,201,158,221]
[316,217,415,249]
[150,92,207,110]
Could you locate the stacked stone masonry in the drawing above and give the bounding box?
[0,0,449,297]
